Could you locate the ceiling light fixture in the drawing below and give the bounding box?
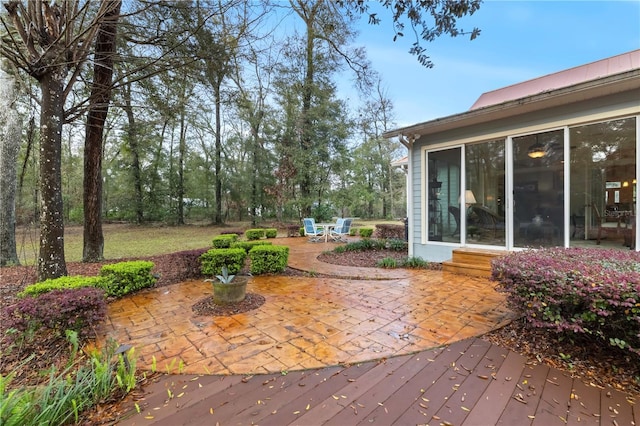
[527,138,546,159]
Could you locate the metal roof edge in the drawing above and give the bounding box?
[383,69,640,141]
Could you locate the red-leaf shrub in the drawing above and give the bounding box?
[492,248,640,355]
[153,248,208,285]
[3,287,107,341]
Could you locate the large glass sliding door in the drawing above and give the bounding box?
[465,140,506,246]
[513,130,565,248]
[569,118,636,248]
[427,148,461,243]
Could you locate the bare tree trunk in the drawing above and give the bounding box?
[0,62,21,266]
[177,108,187,225]
[83,0,121,262]
[123,82,144,224]
[38,70,68,280]
[214,80,223,224]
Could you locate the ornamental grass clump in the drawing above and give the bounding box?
[492,248,640,355]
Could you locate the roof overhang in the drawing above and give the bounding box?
[383,69,640,146]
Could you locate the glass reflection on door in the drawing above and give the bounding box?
[513,130,565,247]
[427,148,461,243]
[465,140,506,246]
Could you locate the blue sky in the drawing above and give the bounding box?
[352,0,640,128]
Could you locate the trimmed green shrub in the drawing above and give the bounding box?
[98,261,156,298]
[265,228,278,238]
[359,228,374,238]
[19,276,104,298]
[245,228,265,240]
[4,287,107,340]
[492,248,640,355]
[249,245,289,275]
[349,228,358,236]
[200,248,246,276]
[212,234,238,248]
[231,240,272,253]
[299,227,305,237]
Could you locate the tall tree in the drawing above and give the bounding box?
[0,59,21,266]
[285,0,372,217]
[1,1,112,280]
[83,0,121,262]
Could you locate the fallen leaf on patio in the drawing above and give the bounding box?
[348,378,356,382]
[209,408,214,414]
[293,410,300,415]
[477,375,489,379]
[145,416,154,420]
[332,395,339,400]
[461,406,470,412]
[177,392,184,398]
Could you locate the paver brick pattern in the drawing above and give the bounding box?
[98,237,514,376]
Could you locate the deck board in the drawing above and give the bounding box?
[531,368,574,426]
[496,362,548,425]
[462,349,527,425]
[117,338,638,426]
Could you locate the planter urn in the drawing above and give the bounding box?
[212,276,248,304]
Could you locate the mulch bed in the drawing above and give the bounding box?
[191,293,266,316]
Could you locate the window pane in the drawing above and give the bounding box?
[465,140,506,246]
[513,130,564,247]
[569,117,636,248]
[427,148,461,242]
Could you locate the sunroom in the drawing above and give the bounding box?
[384,50,640,263]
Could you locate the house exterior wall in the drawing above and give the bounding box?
[409,89,640,262]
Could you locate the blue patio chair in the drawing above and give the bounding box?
[330,218,352,242]
[303,218,324,242]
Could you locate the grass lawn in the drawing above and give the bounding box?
[14,219,403,264]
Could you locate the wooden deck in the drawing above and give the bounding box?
[118,337,637,425]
